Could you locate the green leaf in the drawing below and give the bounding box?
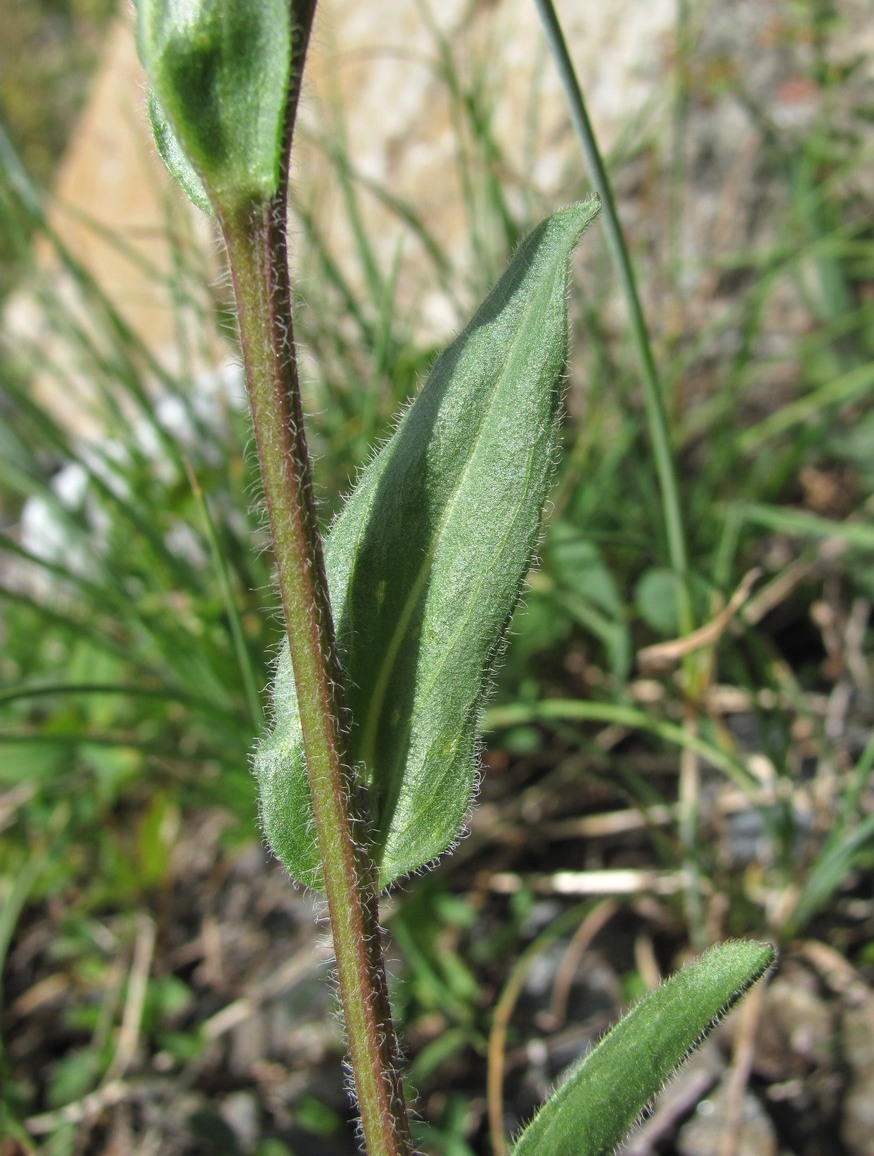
[146,90,211,214]
[548,525,630,679]
[511,940,776,1156]
[137,0,291,212]
[255,200,601,891]
[634,567,682,635]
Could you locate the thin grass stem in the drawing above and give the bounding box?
[531,0,706,937]
[186,463,264,731]
[530,0,692,634]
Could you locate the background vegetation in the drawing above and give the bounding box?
[1,3,873,1153]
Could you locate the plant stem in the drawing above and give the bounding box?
[216,7,413,1152]
[222,196,413,1156]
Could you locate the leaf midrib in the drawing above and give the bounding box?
[357,262,561,841]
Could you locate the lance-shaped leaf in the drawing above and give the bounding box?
[255,199,601,891]
[512,940,776,1156]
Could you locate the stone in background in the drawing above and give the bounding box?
[5,0,677,434]
[6,0,872,433]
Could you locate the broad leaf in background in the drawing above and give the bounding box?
[256,200,601,891]
[547,523,630,680]
[512,940,776,1156]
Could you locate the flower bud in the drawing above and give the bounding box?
[137,0,292,213]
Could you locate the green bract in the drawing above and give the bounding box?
[255,200,601,891]
[146,90,210,214]
[137,0,291,212]
[512,940,776,1156]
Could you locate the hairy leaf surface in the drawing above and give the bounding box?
[256,200,600,891]
[512,940,776,1156]
[137,0,291,212]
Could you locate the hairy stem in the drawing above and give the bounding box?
[216,6,413,1152]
